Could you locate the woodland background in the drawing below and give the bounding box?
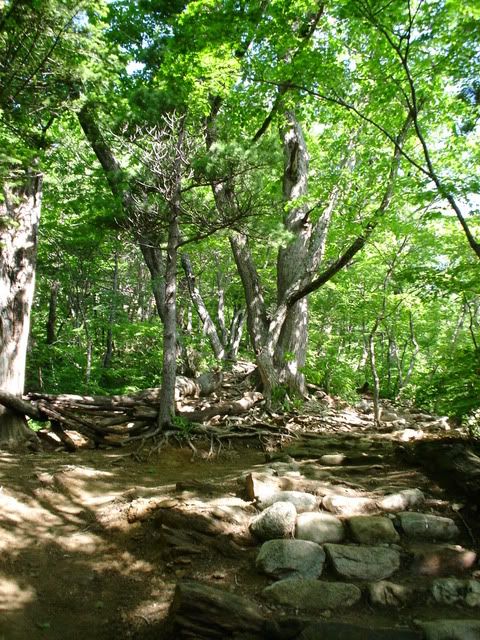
[1,0,480,438]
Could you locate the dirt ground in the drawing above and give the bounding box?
[0,443,268,640]
[1,407,479,640]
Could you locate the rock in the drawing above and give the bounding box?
[381,409,399,422]
[244,471,283,502]
[324,543,401,581]
[417,619,480,640]
[268,461,301,474]
[409,544,477,576]
[348,516,400,544]
[258,490,318,513]
[322,495,378,516]
[296,512,345,544]
[431,578,480,607]
[357,399,373,414]
[320,454,346,465]
[166,580,267,638]
[377,489,425,513]
[256,539,326,579]
[392,429,424,442]
[368,581,418,607]
[250,502,297,541]
[397,512,460,541]
[298,622,423,640]
[263,579,361,611]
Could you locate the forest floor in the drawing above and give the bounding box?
[1,375,480,640]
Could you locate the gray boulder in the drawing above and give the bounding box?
[256,539,326,579]
[263,578,361,611]
[417,620,480,640]
[377,489,424,513]
[368,581,418,607]
[250,501,297,541]
[325,543,401,581]
[258,490,318,513]
[397,512,460,541]
[409,543,477,576]
[296,512,345,544]
[322,495,377,516]
[431,578,480,607]
[348,515,400,544]
[298,622,423,640]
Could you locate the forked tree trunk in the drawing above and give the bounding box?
[274,112,311,395]
[0,170,42,443]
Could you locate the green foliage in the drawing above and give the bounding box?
[172,414,194,433]
[463,408,480,440]
[2,0,478,435]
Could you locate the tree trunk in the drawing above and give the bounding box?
[181,253,225,360]
[0,170,42,443]
[227,306,245,359]
[46,280,59,344]
[368,324,381,426]
[158,212,180,429]
[138,236,166,322]
[274,111,311,395]
[103,251,118,368]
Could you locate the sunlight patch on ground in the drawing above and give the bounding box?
[0,488,62,527]
[0,575,36,611]
[92,551,155,577]
[55,531,106,554]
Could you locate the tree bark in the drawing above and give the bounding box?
[368,322,381,426]
[46,280,59,344]
[103,250,118,368]
[0,170,42,443]
[157,212,180,429]
[181,253,225,360]
[274,111,311,394]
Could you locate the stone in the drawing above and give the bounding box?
[377,489,425,513]
[263,579,361,611]
[348,515,400,544]
[357,399,373,414]
[392,429,424,442]
[409,544,477,576]
[368,581,417,607]
[298,622,423,640]
[322,495,378,516]
[258,490,318,513]
[244,471,282,502]
[431,578,480,607]
[320,454,346,465]
[381,409,399,422]
[417,620,480,640]
[324,543,401,581]
[296,512,345,544]
[256,539,325,579]
[249,501,296,541]
[397,512,460,541]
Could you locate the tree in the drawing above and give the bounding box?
[0,0,106,442]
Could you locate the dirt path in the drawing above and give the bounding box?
[1,399,479,639]
[0,445,265,640]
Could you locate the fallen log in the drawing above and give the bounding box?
[177,391,262,422]
[0,373,263,448]
[0,391,44,420]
